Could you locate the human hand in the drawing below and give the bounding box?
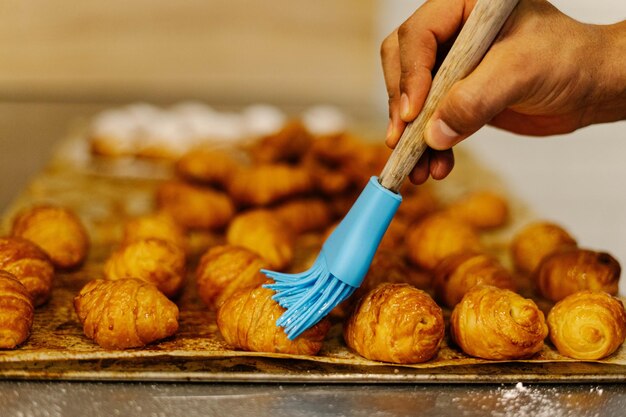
[382,0,626,184]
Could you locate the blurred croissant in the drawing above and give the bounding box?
[228,164,313,206]
[344,283,444,364]
[535,248,620,302]
[196,245,268,309]
[548,290,626,360]
[0,237,54,306]
[74,278,179,350]
[433,252,516,308]
[121,212,187,252]
[272,198,333,235]
[226,210,295,270]
[11,205,89,269]
[156,180,234,230]
[406,213,482,270]
[0,270,34,349]
[104,238,186,298]
[217,284,330,355]
[511,221,577,275]
[175,148,240,187]
[444,191,509,229]
[450,285,548,360]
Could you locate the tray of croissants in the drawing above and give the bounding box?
[0,102,624,383]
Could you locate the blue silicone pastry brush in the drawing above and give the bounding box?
[263,0,520,340]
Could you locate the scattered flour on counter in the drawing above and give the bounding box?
[490,383,605,417]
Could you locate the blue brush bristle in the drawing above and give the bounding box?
[262,176,402,341]
[262,254,356,340]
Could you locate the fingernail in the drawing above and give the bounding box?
[428,119,461,149]
[400,93,410,120]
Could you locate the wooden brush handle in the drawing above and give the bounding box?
[379,0,520,193]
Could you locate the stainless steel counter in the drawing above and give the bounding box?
[1,381,625,417]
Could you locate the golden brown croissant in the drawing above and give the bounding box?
[0,237,54,306]
[511,221,577,275]
[535,248,620,302]
[396,186,438,223]
[547,290,626,360]
[0,270,34,349]
[121,212,187,252]
[175,148,240,187]
[405,213,482,270]
[11,205,89,269]
[217,284,330,355]
[104,238,186,298]
[196,245,269,309]
[344,283,445,364]
[249,120,312,164]
[450,285,548,360]
[156,180,235,230]
[272,198,333,235]
[226,210,295,270]
[444,191,509,229]
[433,252,516,309]
[74,278,179,350]
[228,164,314,206]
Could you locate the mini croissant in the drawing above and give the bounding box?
[104,238,186,298]
[217,284,330,355]
[511,221,577,275]
[0,270,34,349]
[196,245,268,309]
[0,237,55,306]
[121,212,187,251]
[344,283,445,364]
[11,205,89,269]
[156,180,235,230]
[535,248,620,302]
[74,278,179,350]
[226,210,295,270]
[406,213,482,270]
[450,285,548,360]
[547,290,626,360]
[433,252,516,309]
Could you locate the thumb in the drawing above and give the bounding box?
[425,52,525,150]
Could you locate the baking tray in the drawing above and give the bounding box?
[1,136,624,383]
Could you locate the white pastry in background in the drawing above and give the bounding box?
[242,104,287,138]
[135,113,191,159]
[301,105,347,137]
[89,110,139,157]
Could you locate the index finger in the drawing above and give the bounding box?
[397,0,475,122]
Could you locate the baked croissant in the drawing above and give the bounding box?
[547,290,626,360]
[444,191,509,229]
[11,205,89,269]
[122,212,187,251]
[450,285,548,360]
[0,270,34,349]
[272,198,333,235]
[511,221,577,275]
[0,237,55,306]
[217,284,330,355]
[196,245,269,309]
[74,278,179,350]
[104,238,186,298]
[344,283,445,364]
[405,213,482,270]
[249,120,312,164]
[433,252,516,309]
[535,248,620,302]
[228,164,313,206]
[226,210,295,270]
[175,148,240,188]
[396,186,438,223]
[156,180,235,230]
